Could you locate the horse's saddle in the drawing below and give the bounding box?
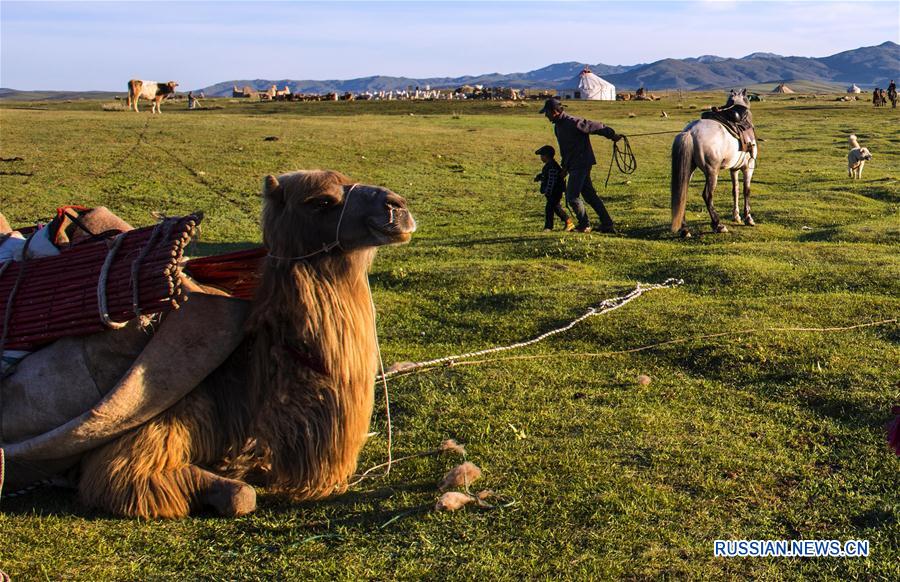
[702,105,757,154]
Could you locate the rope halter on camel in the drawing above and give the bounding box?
[267,183,358,263]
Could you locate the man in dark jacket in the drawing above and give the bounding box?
[540,97,621,233]
[534,145,574,231]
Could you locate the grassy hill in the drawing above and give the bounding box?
[1,96,898,579]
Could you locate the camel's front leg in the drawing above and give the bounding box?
[192,467,257,516]
[78,394,256,518]
[78,412,203,519]
[730,169,741,222]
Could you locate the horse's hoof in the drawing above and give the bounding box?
[680,229,692,239]
[714,225,729,233]
[732,214,741,223]
[744,216,756,227]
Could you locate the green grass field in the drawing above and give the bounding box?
[1,95,898,580]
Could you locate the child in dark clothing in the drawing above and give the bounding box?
[534,145,574,232]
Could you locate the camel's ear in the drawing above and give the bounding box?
[263,175,283,202]
[741,88,747,96]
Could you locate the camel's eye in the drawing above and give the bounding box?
[307,196,339,211]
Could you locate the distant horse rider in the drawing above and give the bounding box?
[539,97,622,233]
[888,80,897,108]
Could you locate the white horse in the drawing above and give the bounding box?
[671,89,757,237]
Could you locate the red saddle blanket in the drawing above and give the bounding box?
[183,246,266,301]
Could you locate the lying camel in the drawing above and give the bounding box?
[1,170,416,518]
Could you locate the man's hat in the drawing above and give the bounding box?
[534,145,556,157]
[538,97,563,114]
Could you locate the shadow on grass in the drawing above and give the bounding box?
[851,506,897,529]
[0,487,95,519]
[1,479,438,529]
[856,185,899,204]
[436,234,547,248]
[454,290,527,314]
[797,226,843,242]
[797,392,897,434]
[256,480,439,534]
[620,223,676,240]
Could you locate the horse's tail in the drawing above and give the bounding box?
[671,131,693,232]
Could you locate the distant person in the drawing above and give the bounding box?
[187,91,200,110]
[539,98,621,233]
[533,145,574,232]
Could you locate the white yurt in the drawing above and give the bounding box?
[847,84,861,94]
[562,67,616,101]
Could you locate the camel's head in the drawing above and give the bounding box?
[261,170,416,259]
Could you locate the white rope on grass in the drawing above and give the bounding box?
[380,277,684,379]
[419,318,899,371]
[349,278,683,488]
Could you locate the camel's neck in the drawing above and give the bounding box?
[244,250,377,498]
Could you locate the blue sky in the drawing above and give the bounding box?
[1,1,897,90]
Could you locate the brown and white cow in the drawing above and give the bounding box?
[126,79,178,114]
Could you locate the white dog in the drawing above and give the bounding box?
[847,134,872,179]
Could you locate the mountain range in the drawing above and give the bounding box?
[199,41,898,95]
[1,42,896,99]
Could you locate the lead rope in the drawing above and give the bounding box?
[605,135,637,187]
[381,278,683,379]
[348,278,683,488]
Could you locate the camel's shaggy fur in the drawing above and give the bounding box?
[74,170,412,518]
